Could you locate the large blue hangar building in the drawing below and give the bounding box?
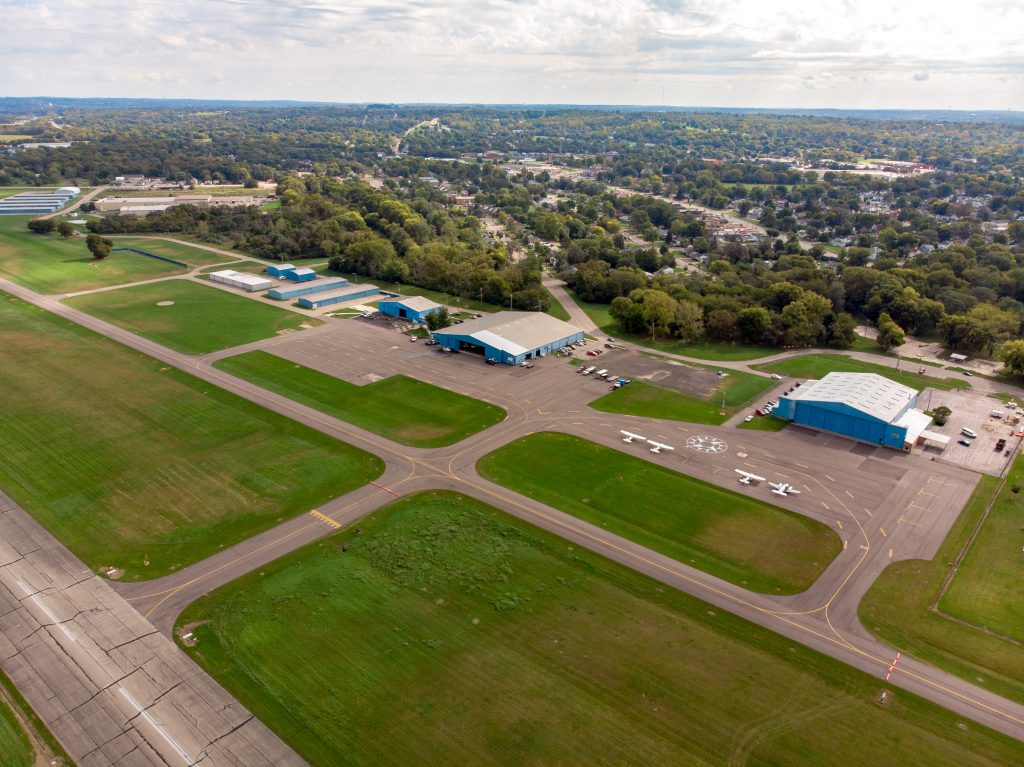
[433,311,584,365]
[379,296,442,323]
[774,372,947,452]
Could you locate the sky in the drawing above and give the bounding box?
[2,0,1023,110]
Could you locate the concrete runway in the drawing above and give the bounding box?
[0,491,302,767]
[4,275,1024,759]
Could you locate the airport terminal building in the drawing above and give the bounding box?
[774,372,947,451]
[432,311,584,365]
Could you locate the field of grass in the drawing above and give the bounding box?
[478,433,839,593]
[0,697,33,767]
[180,491,1024,767]
[941,458,1024,642]
[215,351,505,447]
[740,415,788,431]
[66,280,316,354]
[759,353,969,392]
[860,473,1024,705]
[0,295,382,579]
[0,216,238,293]
[589,368,775,425]
[566,290,780,360]
[0,669,70,766]
[544,287,572,321]
[198,260,269,275]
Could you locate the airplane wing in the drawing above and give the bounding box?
[734,469,766,482]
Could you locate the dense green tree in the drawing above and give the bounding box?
[876,312,906,351]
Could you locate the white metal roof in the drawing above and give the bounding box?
[786,372,916,423]
[442,311,582,355]
[894,408,933,443]
[211,270,274,288]
[389,295,441,312]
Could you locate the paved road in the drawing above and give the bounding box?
[5,275,1024,751]
[0,491,303,767]
[39,185,110,220]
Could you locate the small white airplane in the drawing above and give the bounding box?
[735,469,766,485]
[648,440,675,454]
[770,482,802,496]
[621,431,647,444]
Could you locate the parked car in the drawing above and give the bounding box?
[744,415,754,422]
[958,439,972,447]
[770,373,782,380]
[961,427,978,438]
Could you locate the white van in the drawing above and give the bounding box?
[961,427,978,439]
[595,369,608,378]
[991,410,1005,419]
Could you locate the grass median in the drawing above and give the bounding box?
[0,216,235,293]
[477,432,839,593]
[215,351,505,447]
[0,294,382,579]
[860,470,1024,705]
[758,353,968,392]
[179,490,1024,767]
[66,279,316,354]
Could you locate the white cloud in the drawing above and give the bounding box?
[0,0,1021,108]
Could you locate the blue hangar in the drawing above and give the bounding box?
[378,296,442,323]
[773,372,947,452]
[432,311,584,365]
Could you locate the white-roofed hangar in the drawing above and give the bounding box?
[774,372,948,452]
[432,311,584,365]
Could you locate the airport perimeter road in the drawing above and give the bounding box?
[0,491,304,767]
[5,276,1024,746]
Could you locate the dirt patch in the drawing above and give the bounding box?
[156,300,174,306]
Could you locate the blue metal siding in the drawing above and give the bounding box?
[267,264,295,277]
[432,328,585,364]
[378,300,441,323]
[781,398,907,448]
[297,286,380,308]
[268,278,349,300]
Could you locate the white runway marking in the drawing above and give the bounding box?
[119,687,196,766]
[16,580,76,643]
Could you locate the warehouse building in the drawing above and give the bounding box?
[267,264,296,277]
[378,296,442,323]
[268,278,351,301]
[774,372,947,451]
[432,311,584,365]
[297,283,380,309]
[0,186,79,215]
[285,267,317,282]
[210,269,274,292]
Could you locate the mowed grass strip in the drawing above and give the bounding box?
[215,351,505,447]
[0,697,33,767]
[0,216,235,293]
[759,353,968,392]
[179,491,1024,767]
[941,457,1024,642]
[0,295,382,579]
[66,280,316,354]
[860,473,1024,705]
[589,369,775,425]
[478,433,839,593]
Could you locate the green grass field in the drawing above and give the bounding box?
[478,433,839,593]
[740,415,789,431]
[66,280,316,354]
[941,458,1024,642]
[215,351,505,447]
[198,260,269,274]
[179,491,1024,767]
[0,216,238,293]
[589,367,775,425]
[0,697,32,767]
[759,353,969,392]
[566,290,780,360]
[0,295,382,579]
[860,473,1024,705]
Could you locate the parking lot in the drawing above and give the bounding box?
[576,347,722,396]
[921,387,1022,475]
